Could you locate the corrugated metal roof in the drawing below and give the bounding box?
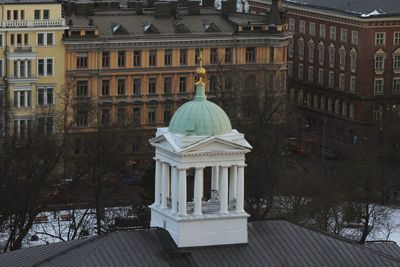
[1,220,400,267]
[284,0,400,17]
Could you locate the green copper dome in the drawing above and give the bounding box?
[168,83,232,136]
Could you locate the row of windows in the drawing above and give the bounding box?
[291,89,356,119]
[289,62,357,93]
[77,76,192,97]
[76,106,171,127]
[373,78,400,95]
[374,49,400,71]
[77,47,256,69]
[13,87,54,108]
[6,32,55,46]
[10,58,54,78]
[289,38,357,71]
[288,18,359,45]
[12,117,53,137]
[6,9,50,20]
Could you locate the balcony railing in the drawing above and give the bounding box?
[0,19,65,28]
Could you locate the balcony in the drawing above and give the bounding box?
[0,19,66,28]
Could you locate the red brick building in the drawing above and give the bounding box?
[249,0,400,145]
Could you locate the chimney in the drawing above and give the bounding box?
[187,0,200,15]
[154,1,172,18]
[269,0,282,25]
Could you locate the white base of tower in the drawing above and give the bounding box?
[150,205,249,247]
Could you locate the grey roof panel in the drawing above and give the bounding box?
[1,220,400,267]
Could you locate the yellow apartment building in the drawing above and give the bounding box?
[63,0,290,160]
[0,0,66,137]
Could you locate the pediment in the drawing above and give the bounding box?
[180,137,252,155]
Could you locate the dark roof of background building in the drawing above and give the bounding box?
[1,220,400,267]
[284,0,400,17]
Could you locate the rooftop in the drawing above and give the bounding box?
[1,220,400,267]
[284,0,400,17]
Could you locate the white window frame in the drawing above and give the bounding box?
[328,71,334,88]
[393,78,400,94]
[330,26,336,40]
[339,74,345,90]
[37,57,54,77]
[37,86,54,106]
[394,32,400,45]
[298,63,304,80]
[308,39,314,62]
[340,28,347,42]
[351,30,358,45]
[318,42,325,65]
[298,38,304,60]
[320,24,326,38]
[318,68,324,86]
[375,32,385,46]
[37,32,55,46]
[289,18,295,31]
[309,22,315,36]
[339,46,346,69]
[374,78,384,95]
[308,66,314,82]
[13,88,31,108]
[299,20,305,34]
[350,76,356,93]
[350,48,357,72]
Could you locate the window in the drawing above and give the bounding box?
[373,105,383,120]
[134,50,141,66]
[13,90,31,108]
[101,80,110,96]
[149,50,157,66]
[225,48,232,63]
[34,10,40,20]
[38,117,53,134]
[179,49,187,65]
[101,109,111,126]
[309,22,315,36]
[24,34,28,45]
[117,108,126,126]
[298,64,304,80]
[393,78,400,94]
[37,87,53,105]
[37,33,54,46]
[117,79,125,95]
[351,31,358,45]
[210,48,218,64]
[38,58,53,76]
[330,26,336,40]
[102,52,109,67]
[148,77,156,94]
[13,119,32,138]
[318,42,325,64]
[308,66,314,82]
[133,78,141,95]
[339,47,346,67]
[339,74,345,90]
[0,59,3,77]
[320,96,325,110]
[7,10,10,20]
[164,77,172,94]
[298,38,304,59]
[375,55,385,70]
[0,34,3,47]
[318,68,324,85]
[179,76,187,93]
[43,10,49,20]
[350,76,356,93]
[393,54,400,69]
[374,78,384,95]
[340,28,347,42]
[76,81,88,97]
[164,105,171,124]
[133,107,141,125]
[288,61,293,77]
[245,47,255,63]
[195,48,201,64]
[320,24,326,38]
[76,111,88,127]
[375,32,385,45]
[289,18,295,31]
[148,107,156,124]
[328,71,334,88]
[21,10,24,20]
[308,40,314,62]
[288,40,294,58]
[394,32,400,45]
[350,49,357,70]
[77,52,88,68]
[164,49,172,65]
[299,20,305,34]
[328,45,335,65]
[118,51,125,67]
[13,10,18,20]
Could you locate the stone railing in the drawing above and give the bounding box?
[186,199,237,214]
[0,19,65,28]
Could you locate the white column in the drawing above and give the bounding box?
[161,162,169,209]
[229,166,238,201]
[178,168,187,216]
[154,159,162,206]
[193,167,204,215]
[211,166,219,199]
[219,166,229,214]
[17,60,20,77]
[24,60,28,78]
[236,165,245,212]
[171,166,178,214]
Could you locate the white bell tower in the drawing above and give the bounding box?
[149,54,252,247]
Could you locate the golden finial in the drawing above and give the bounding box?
[195,50,206,85]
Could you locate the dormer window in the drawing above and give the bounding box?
[112,23,128,34]
[203,21,220,32]
[144,23,160,34]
